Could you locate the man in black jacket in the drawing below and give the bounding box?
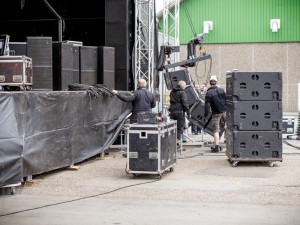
[169,80,190,146]
[204,75,226,153]
[113,79,156,157]
[112,79,156,123]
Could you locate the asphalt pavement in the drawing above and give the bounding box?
[1,134,300,225]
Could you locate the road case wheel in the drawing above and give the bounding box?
[232,161,238,167]
[11,187,16,195]
[169,167,174,172]
[268,161,275,167]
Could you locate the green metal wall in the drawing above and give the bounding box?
[176,0,300,44]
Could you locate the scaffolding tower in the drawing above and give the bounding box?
[134,0,155,91]
[134,0,180,89]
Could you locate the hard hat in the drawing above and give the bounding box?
[209,75,218,81]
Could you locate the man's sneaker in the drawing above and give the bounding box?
[122,153,127,158]
[211,146,219,153]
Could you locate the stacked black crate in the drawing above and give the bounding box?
[225,71,283,167]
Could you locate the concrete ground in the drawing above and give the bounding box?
[1,134,300,225]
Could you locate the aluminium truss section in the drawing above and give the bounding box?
[160,0,180,115]
[134,0,155,91]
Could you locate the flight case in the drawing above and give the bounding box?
[125,120,177,178]
[0,55,33,90]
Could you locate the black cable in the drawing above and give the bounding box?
[283,139,300,150]
[177,152,204,159]
[0,179,160,217]
[182,0,197,37]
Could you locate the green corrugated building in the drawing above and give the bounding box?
[158,0,300,115]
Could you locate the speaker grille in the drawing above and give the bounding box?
[98,46,115,88]
[27,36,53,90]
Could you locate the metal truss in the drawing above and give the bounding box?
[134,0,155,91]
[162,0,180,66]
[160,0,180,114]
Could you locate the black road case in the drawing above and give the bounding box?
[126,120,177,178]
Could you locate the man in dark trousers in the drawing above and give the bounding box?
[112,79,156,123]
[204,75,226,153]
[113,79,156,157]
[169,80,190,147]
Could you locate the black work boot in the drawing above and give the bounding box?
[211,146,219,153]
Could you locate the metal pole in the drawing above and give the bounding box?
[43,0,63,42]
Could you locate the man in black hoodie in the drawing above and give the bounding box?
[204,75,226,153]
[169,80,190,146]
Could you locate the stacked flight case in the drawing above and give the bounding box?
[125,120,177,178]
[0,55,33,90]
[225,71,283,167]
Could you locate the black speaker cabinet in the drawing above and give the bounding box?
[189,101,225,137]
[226,100,282,131]
[164,69,191,90]
[226,71,282,101]
[226,129,282,161]
[184,85,199,107]
[26,36,53,90]
[115,69,132,90]
[52,42,79,91]
[98,46,115,88]
[73,46,80,84]
[80,46,98,86]
[105,0,134,91]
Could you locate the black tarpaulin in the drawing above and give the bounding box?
[0,91,131,187]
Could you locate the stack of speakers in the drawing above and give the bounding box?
[105,0,134,91]
[52,44,115,91]
[25,37,116,91]
[225,71,283,166]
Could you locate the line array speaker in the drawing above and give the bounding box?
[105,0,134,90]
[27,36,53,90]
[164,69,191,90]
[80,46,98,86]
[98,46,115,89]
[52,42,79,91]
